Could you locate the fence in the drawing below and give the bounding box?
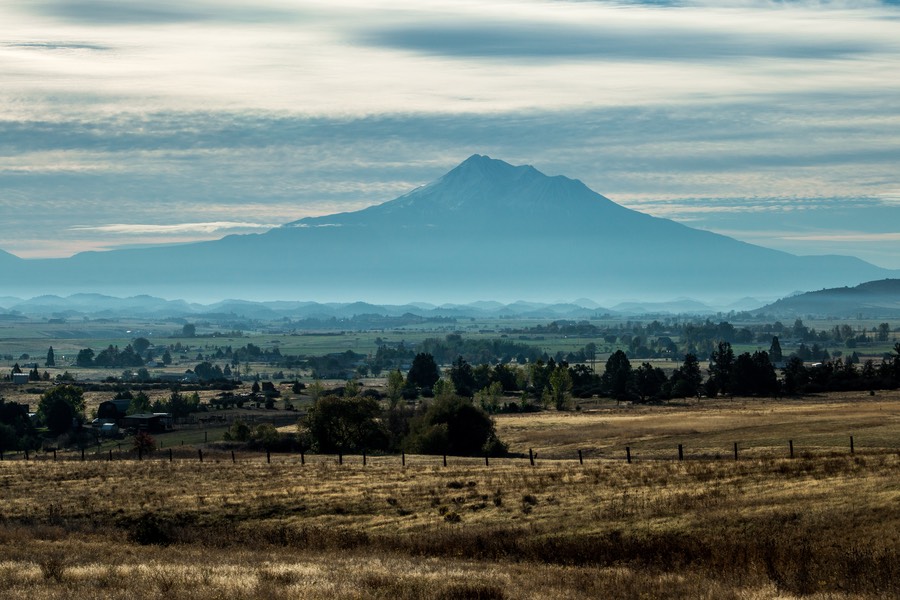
[0,434,888,466]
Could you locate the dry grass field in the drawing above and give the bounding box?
[0,393,898,599]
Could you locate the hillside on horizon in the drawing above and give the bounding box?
[756,279,900,318]
[0,155,895,304]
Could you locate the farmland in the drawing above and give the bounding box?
[0,394,897,599]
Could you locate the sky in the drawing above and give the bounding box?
[1,0,899,269]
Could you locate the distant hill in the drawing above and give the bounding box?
[756,279,900,318]
[0,155,896,303]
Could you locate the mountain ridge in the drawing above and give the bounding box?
[0,155,896,303]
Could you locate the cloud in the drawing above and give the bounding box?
[778,232,900,242]
[362,21,872,62]
[32,0,295,25]
[68,222,279,235]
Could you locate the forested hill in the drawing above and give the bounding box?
[757,279,900,318]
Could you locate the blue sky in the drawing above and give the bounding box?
[1,0,899,267]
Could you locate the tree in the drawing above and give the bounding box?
[670,354,702,398]
[75,348,94,367]
[182,323,196,337]
[38,385,85,436]
[406,395,503,456]
[127,392,152,415]
[132,337,151,356]
[475,381,503,413]
[449,356,477,397]
[161,350,172,366]
[876,323,891,342]
[708,342,735,396]
[132,431,157,454]
[302,395,386,453]
[386,369,405,407]
[46,347,55,368]
[634,362,667,402]
[223,420,251,442]
[601,350,633,401]
[406,353,440,391]
[543,366,572,410]
[769,336,783,364]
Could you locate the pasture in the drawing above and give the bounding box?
[0,394,897,599]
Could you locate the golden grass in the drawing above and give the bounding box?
[0,393,898,598]
[497,390,900,459]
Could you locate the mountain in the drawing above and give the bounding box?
[1,154,896,303]
[756,279,900,318]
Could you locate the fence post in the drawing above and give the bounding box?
[789,440,794,459]
[443,454,447,467]
[198,449,203,463]
[528,448,535,467]
[53,449,57,461]
[578,449,583,465]
[625,447,631,464]
[401,452,405,467]
[733,442,738,461]
[138,447,143,461]
[81,448,85,461]
[109,449,113,462]
[338,452,342,465]
[204,431,208,443]
[485,454,489,467]
[678,444,683,461]
[232,450,236,464]
[169,448,173,462]
[300,451,305,466]
[0,450,4,461]
[25,449,29,461]
[850,435,854,454]
[267,450,271,464]
[362,451,366,466]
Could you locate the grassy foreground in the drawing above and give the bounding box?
[1,396,898,599]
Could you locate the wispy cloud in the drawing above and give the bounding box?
[68,222,279,235]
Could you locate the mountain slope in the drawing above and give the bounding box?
[1,155,896,303]
[757,279,900,317]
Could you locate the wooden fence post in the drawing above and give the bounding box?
[81,448,85,461]
[25,449,29,461]
[338,452,343,465]
[362,451,366,466]
[198,449,203,463]
[485,454,489,467]
[733,442,738,461]
[232,450,236,464]
[625,447,631,464]
[267,450,271,464]
[138,447,143,461]
[528,448,535,467]
[300,451,305,466]
[401,452,405,467]
[678,444,684,461]
[169,448,173,462]
[108,449,112,462]
[443,454,447,467]
[53,449,56,461]
[578,449,583,465]
[789,440,794,459]
[850,435,854,454]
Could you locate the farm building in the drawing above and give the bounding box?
[96,399,131,421]
[123,413,172,433]
[11,373,29,385]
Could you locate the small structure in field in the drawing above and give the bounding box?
[123,413,172,433]
[97,399,131,421]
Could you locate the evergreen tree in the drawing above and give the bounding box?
[769,336,783,364]
[46,347,55,367]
